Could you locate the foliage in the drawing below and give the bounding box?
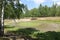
[4,2,60,19]
[4,0,25,19]
[21,4,60,17]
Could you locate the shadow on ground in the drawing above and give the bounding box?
[36,31,60,40]
[3,28,60,40]
[6,28,38,40]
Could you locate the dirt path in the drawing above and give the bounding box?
[36,23,60,32]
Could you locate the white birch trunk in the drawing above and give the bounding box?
[1,1,5,35]
[1,1,4,29]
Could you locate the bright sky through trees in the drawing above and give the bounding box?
[21,0,60,10]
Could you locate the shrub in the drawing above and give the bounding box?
[31,17,37,20]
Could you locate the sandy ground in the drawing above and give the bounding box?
[4,17,60,22]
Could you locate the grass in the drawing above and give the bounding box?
[4,19,60,33]
[4,19,60,40]
[18,20,60,27]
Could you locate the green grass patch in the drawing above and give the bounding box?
[4,20,60,33]
[4,20,60,40]
[17,20,60,27]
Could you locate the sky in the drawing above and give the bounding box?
[20,0,60,10]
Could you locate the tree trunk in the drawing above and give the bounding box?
[0,0,3,36]
[0,0,4,36]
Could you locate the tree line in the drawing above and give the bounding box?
[4,2,60,19]
[21,4,60,18]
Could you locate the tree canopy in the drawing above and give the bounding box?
[21,4,60,18]
[4,0,25,19]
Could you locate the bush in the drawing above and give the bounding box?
[31,17,37,20]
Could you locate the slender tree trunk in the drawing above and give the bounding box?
[13,19,17,26]
[0,0,5,36]
[2,1,4,36]
[0,0,3,36]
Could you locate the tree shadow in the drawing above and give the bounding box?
[5,28,60,40]
[36,31,60,40]
[6,28,39,40]
[0,37,10,40]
